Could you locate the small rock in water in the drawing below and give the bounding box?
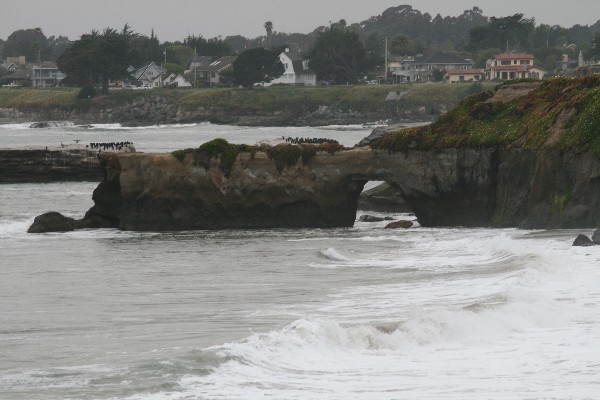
[385,220,413,229]
[573,234,594,247]
[592,228,600,245]
[359,215,385,222]
[28,212,77,233]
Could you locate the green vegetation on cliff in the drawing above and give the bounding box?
[172,138,346,176]
[372,76,600,157]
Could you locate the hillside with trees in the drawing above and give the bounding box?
[2,4,600,87]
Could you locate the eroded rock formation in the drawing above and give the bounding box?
[34,143,599,232]
[28,77,600,232]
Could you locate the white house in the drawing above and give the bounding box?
[31,61,65,87]
[269,49,316,86]
[444,68,485,83]
[131,62,166,88]
[487,53,546,80]
[163,73,192,88]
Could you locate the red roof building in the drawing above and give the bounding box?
[487,53,546,80]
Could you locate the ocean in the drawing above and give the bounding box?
[1,123,599,399]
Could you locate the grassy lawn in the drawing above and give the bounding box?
[0,82,495,113]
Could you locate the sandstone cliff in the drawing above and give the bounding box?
[72,143,599,231]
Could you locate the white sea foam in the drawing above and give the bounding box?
[318,248,351,262]
[0,218,33,238]
[121,232,600,400]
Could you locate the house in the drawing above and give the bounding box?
[31,62,65,87]
[390,52,474,83]
[555,54,579,75]
[486,53,546,80]
[388,57,414,83]
[1,62,19,72]
[444,69,485,83]
[163,73,192,88]
[269,49,316,86]
[205,56,236,85]
[3,68,31,86]
[185,56,236,86]
[187,56,213,71]
[130,62,166,88]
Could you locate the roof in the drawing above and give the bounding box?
[188,56,213,68]
[414,51,472,65]
[284,50,306,61]
[445,69,484,75]
[491,65,529,71]
[494,53,534,60]
[6,69,31,80]
[208,56,237,72]
[292,60,314,75]
[132,62,166,80]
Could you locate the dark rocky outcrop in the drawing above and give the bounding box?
[359,215,385,222]
[30,144,600,232]
[0,149,104,183]
[385,220,413,229]
[26,77,600,232]
[28,212,79,233]
[593,229,600,245]
[573,234,594,247]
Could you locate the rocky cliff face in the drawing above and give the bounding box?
[66,144,600,232]
[27,77,600,231]
[0,148,103,183]
[0,96,390,127]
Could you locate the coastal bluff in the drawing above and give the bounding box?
[30,143,600,232]
[29,76,600,232]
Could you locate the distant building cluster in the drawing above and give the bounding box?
[384,50,599,84]
[1,47,599,90]
[1,57,65,88]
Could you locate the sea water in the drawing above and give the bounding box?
[0,123,599,399]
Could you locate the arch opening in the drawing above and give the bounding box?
[356,180,417,227]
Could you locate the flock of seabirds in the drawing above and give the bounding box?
[87,141,134,151]
[281,136,339,145]
[61,137,340,153]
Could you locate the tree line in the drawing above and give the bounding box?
[2,5,599,89]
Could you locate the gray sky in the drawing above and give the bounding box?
[1,0,599,41]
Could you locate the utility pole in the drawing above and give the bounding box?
[194,47,197,88]
[384,36,388,84]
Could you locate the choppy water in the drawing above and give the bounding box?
[0,121,374,150]
[1,123,599,399]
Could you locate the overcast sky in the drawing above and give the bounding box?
[1,0,599,41]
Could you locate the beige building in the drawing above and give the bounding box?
[444,69,485,83]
